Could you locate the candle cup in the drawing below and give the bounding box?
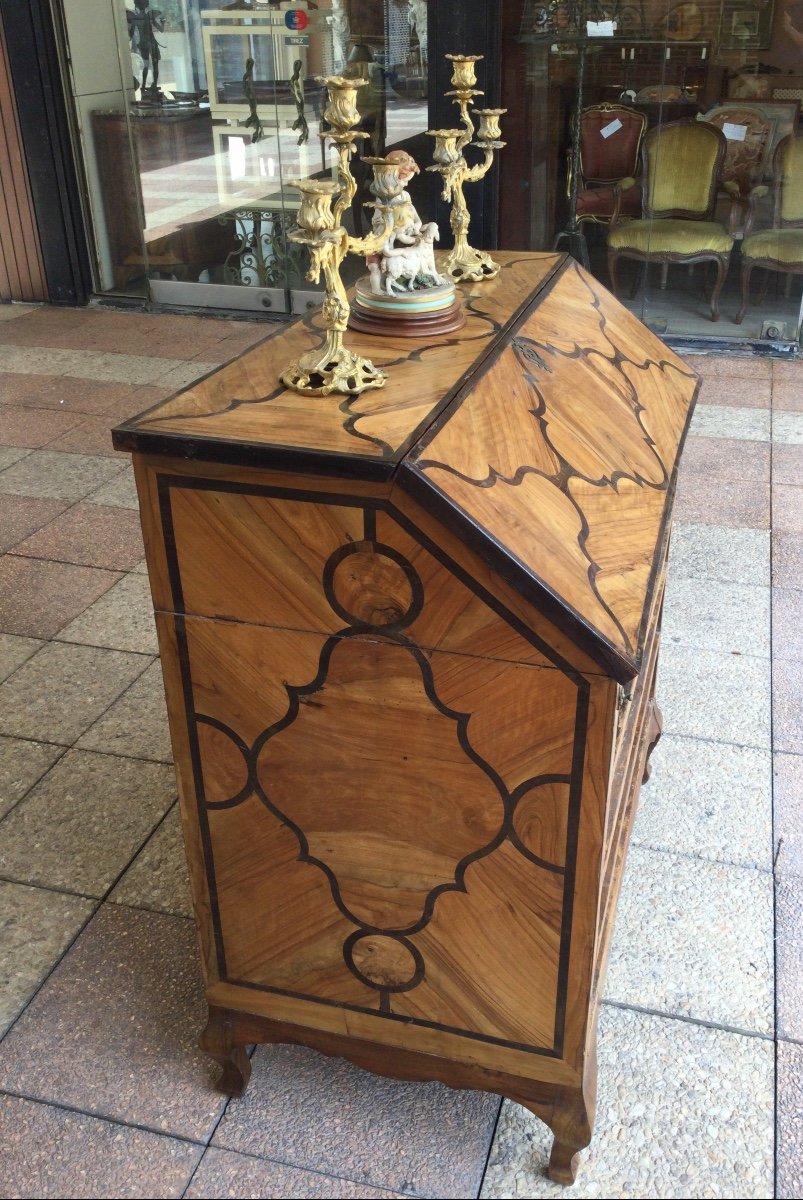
[316,75,367,130]
[290,179,340,235]
[445,53,482,89]
[474,108,506,142]
[426,128,464,165]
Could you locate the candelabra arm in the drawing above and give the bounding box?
[464,148,495,184]
[347,205,394,257]
[455,97,475,153]
[331,143,357,230]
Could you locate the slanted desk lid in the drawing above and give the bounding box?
[398,258,699,683]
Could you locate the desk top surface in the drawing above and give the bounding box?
[115,252,699,680]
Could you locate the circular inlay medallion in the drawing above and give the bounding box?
[324,541,422,628]
[344,931,423,992]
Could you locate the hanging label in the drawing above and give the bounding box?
[285,9,309,31]
[722,122,748,141]
[587,19,616,35]
[600,118,623,138]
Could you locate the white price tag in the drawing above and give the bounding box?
[722,122,748,141]
[587,19,616,35]
[600,118,623,138]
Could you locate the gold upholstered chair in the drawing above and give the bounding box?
[607,120,734,321]
[735,133,803,325]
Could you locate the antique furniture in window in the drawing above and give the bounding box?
[113,252,698,1185]
[607,119,733,320]
[571,103,647,227]
[736,133,803,324]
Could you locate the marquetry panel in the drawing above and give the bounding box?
[114,254,561,469]
[405,258,698,678]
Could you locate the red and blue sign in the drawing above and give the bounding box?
[285,9,309,31]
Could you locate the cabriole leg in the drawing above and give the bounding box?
[200,1005,251,1097]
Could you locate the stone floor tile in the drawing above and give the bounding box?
[774,411,803,445]
[45,414,119,457]
[773,531,803,587]
[0,880,94,1035]
[777,1040,803,1200]
[12,501,145,570]
[773,444,803,486]
[0,374,153,415]
[0,446,31,471]
[212,1042,499,1198]
[85,463,139,509]
[0,641,150,743]
[0,905,225,1139]
[690,354,773,380]
[154,360,219,393]
[773,380,803,412]
[0,346,77,375]
[773,658,803,755]
[0,493,70,552]
[0,632,42,682]
[773,359,803,385]
[111,806,192,918]
[660,578,769,657]
[605,846,773,1033]
[673,475,770,529]
[697,375,771,408]
[102,383,175,424]
[0,448,124,500]
[480,1006,773,1199]
[58,572,158,653]
[634,735,771,870]
[0,749,175,896]
[776,873,803,1042]
[656,644,770,749]
[0,555,120,638]
[0,735,63,821]
[0,404,84,449]
[688,405,771,441]
[78,658,172,763]
[186,1147,412,1199]
[0,303,35,321]
[773,484,803,533]
[667,524,769,586]
[0,346,172,386]
[774,753,803,876]
[772,588,803,661]
[0,1094,202,1199]
[679,436,771,481]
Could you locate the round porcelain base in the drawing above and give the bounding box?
[349,278,465,338]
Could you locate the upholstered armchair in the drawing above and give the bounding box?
[570,104,647,227]
[699,105,774,236]
[736,133,803,324]
[607,120,734,321]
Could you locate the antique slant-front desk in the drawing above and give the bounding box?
[113,253,698,1184]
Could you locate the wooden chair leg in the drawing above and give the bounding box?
[735,260,754,324]
[709,255,729,322]
[607,251,619,297]
[660,261,669,290]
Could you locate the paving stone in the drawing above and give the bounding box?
[0,303,35,321]
[0,555,120,638]
[680,435,771,480]
[0,1094,202,1199]
[0,494,69,551]
[777,1040,803,1200]
[154,360,219,392]
[772,588,803,661]
[0,905,225,1140]
[186,1147,412,1199]
[656,644,770,749]
[0,748,175,896]
[12,501,145,570]
[0,735,63,820]
[111,806,192,918]
[0,374,159,415]
[0,632,42,682]
[673,475,770,529]
[635,735,771,870]
[0,446,31,470]
[687,405,770,441]
[776,873,803,1042]
[85,463,139,509]
[58,572,158,654]
[46,414,120,457]
[774,658,803,755]
[773,359,803,385]
[0,880,94,1035]
[773,484,803,533]
[78,658,172,763]
[773,380,803,412]
[212,1042,499,1198]
[773,411,803,445]
[0,641,150,744]
[0,404,84,448]
[605,846,773,1033]
[0,449,124,500]
[660,577,769,657]
[480,1005,773,1199]
[697,375,771,408]
[667,524,769,586]
[689,355,772,380]
[773,531,803,587]
[774,753,803,876]
[773,444,803,486]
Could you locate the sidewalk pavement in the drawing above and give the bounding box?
[0,300,800,1199]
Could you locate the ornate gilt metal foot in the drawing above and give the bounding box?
[281,346,386,396]
[441,245,500,283]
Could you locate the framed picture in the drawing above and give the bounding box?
[719,0,775,49]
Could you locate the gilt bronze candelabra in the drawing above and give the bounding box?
[281,76,402,397]
[426,54,506,283]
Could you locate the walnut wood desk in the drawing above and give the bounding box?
[113,252,698,1184]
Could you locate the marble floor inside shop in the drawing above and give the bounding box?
[0,299,800,1199]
